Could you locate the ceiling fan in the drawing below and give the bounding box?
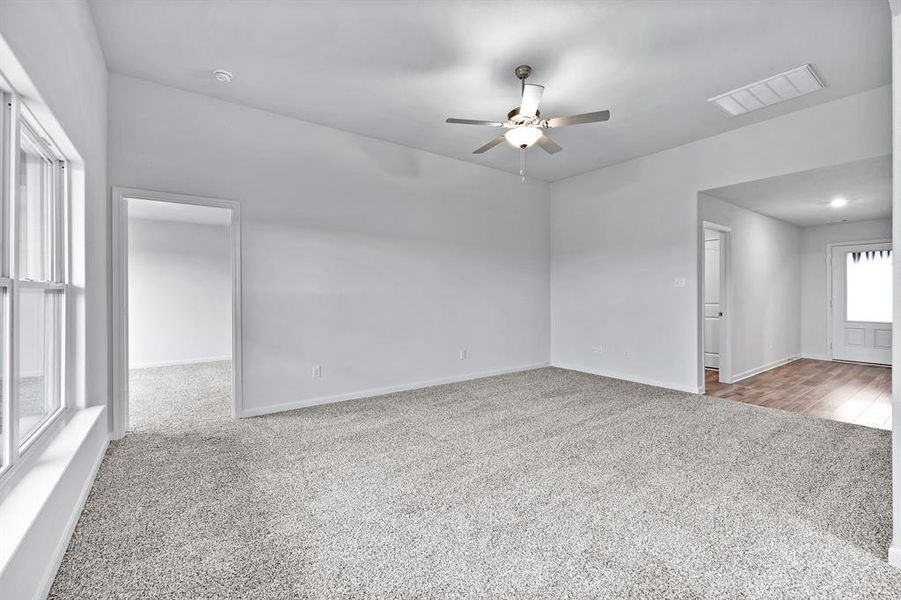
[445,65,611,158]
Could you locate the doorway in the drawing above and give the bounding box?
[111,188,242,439]
[829,241,892,365]
[704,228,723,369]
[699,221,731,393]
[696,155,891,430]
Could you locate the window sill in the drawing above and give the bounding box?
[0,406,106,576]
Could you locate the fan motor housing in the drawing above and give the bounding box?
[507,107,540,125]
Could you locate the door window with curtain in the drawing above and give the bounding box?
[831,243,892,365]
[845,249,892,323]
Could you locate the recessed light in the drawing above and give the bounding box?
[213,69,233,84]
[830,197,847,208]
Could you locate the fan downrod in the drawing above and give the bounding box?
[514,65,532,81]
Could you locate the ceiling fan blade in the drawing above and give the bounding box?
[446,118,504,127]
[545,110,610,128]
[472,135,506,154]
[520,84,544,118]
[536,133,562,154]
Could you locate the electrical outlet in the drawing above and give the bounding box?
[312,364,321,378]
[674,277,687,288]
[623,350,632,359]
[592,344,603,354]
[459,349,467,360]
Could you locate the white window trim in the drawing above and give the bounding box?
[0,278,10,480]
[0,80,70,487]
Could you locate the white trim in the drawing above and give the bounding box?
[36,428,108,599]
[890,540,901,568]
[730,354,801,383]
[112,187,243,439]
[800,353,830,361]
[111,188,126,439]
[825,239,892,362]
[129,356,232,370]
[551,362,701,394]
[702,221,733,233]
[892,5,901,571]
[241,362,550,418]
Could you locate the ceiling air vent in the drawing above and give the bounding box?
[707,64,824,117]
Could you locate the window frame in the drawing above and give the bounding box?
[0,83,70,482]
[15,281,66,453]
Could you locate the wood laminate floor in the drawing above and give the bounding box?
[705,359,892,431]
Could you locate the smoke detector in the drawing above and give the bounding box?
[213,69,234,84]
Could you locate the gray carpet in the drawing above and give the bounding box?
[50,363,901,598]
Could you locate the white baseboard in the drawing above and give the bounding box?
[889,540,901,568]
[129,355,231,369]
[240,362,550,418]
[800,353,830,361]
[38,430,109,599]
[550,362,701,394]
[731,354,801,383]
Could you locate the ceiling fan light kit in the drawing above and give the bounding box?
[504,126,543,149]
[445,64,611,180]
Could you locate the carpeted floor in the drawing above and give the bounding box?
[50,363,901,598]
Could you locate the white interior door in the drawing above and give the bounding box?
[704,231,721,368]
[831,242,892,365]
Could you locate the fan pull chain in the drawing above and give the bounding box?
[520,147,525,183]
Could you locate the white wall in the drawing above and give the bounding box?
[109,73,550,415]
[128,217,232,368]
[550,85,890,393]
[699,194,801,379]
[0,0,108,411]
[0,1,109,597]
[800,218,892,359]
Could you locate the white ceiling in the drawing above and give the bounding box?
[89,0,891,182]
[128,198,232,226]
[703,155,892,228]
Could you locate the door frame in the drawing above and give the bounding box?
[111,186,243,440]
[698,220,733,393]
[826,238,892,362]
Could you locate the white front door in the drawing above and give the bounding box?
[704,231,721,368]
[831,242,892,365]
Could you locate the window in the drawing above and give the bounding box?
[17,286,63,444]
[17,125,56,281]
[0,288,7,471]
[846,250,892,323]
[0,86,69,477]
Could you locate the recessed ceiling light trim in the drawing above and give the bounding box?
[708,64,824,117]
